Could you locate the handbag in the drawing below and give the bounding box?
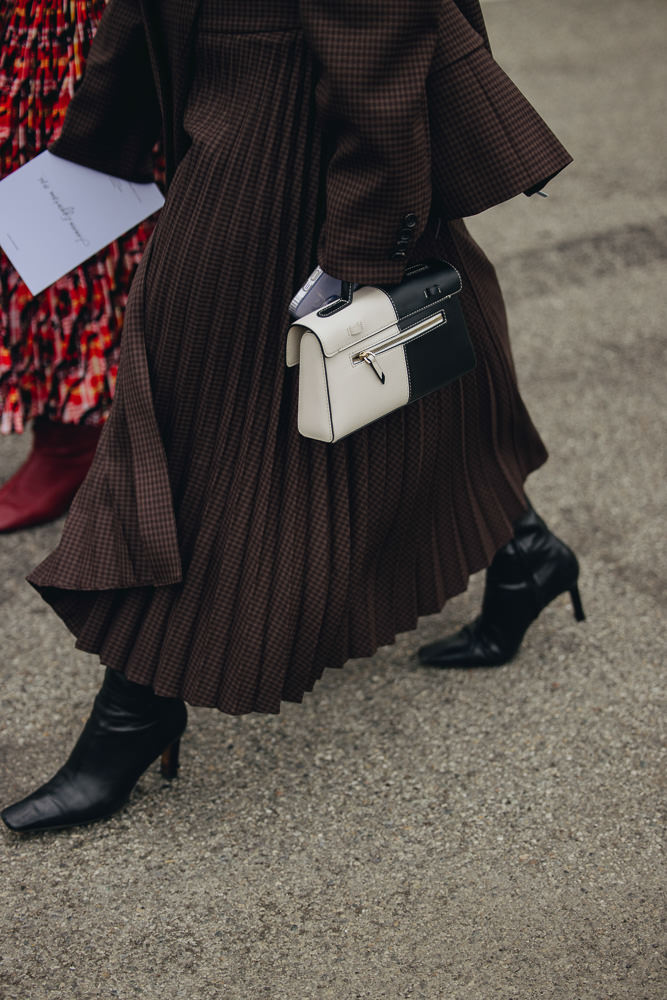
[286,259,476,443]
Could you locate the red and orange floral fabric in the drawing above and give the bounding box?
[0,1,158,433]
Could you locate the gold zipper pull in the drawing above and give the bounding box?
[359,350,385,384]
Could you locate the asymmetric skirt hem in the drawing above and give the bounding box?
[28,472,540,714]
[27,15,549,717]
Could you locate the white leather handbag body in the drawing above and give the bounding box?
[286,260,476,443]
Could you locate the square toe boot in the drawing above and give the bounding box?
[1,669,187,833]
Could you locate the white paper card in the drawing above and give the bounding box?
[0,151,165,295]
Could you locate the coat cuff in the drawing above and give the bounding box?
[317,208,429,287]
[317,251,407,288]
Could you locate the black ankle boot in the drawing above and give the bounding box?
[418,505,585,669]
[1,668,187,833]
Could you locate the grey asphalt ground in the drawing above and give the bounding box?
[1,1,665,998]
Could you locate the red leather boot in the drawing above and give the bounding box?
[0,417,103,532]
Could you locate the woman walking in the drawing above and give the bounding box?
[2,0,583,833]
[0,0,158,532]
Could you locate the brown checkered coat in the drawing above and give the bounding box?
[53,0,571,284]
[31,0,571,713]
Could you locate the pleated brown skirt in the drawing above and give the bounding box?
[28,13,547,714]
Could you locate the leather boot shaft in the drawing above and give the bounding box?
[418,502,584,669]
[482,507,580,635]
[0,419,103,532]
[32,416,104,460]
[2,669,187,833]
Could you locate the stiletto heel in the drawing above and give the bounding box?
[418,504,586,668]
[1,669,187,832]
[160,738,181,779]
[569,583,586,622]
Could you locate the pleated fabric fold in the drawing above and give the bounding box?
[29,21,547,715]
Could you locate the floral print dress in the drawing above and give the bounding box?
[0,1,158,434]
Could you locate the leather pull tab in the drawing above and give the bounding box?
[360,351,386,384]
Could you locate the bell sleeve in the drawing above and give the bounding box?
[299,0,440,285]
